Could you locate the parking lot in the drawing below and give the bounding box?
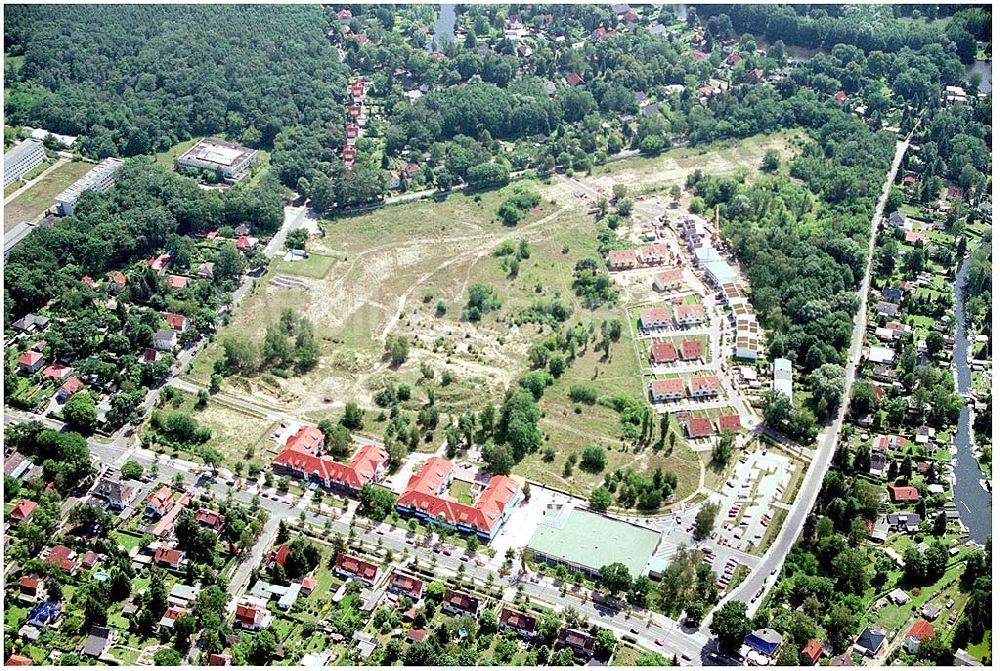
[711,448,793,554]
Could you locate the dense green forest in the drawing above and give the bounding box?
[4,5,351,156]
[690,107,896,368]
[5,161,283,320]
[699,5,989,63]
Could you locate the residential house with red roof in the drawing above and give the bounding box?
[800,639,822,665]
[19,576,41,602]
[300,577,318,596]
[387,571,425,600]
[873,434,907,452]
[650,341,678,364]
[193,508,226,533]
[153,547,185,569]
[686,416,714,438]
[566,72,584,87]
[342,144,357,166]
[5,655,32,666]
[235,235,258,251]
[688,375,721,399]
[903,620,935,654]
[833,90,848,105]
[717,413,742,433]
[159,606,187,630]
[638,243,669,265]
[395,457,522,540]
[349,78,366,102]
[607,249,637,270]
[441,589,482,617]
[640,307,672,331]
[559,628,597,659]
[111,272,127,288]
[164,312,190,333]
[271,427,389,495]
[9,499,36,524]
[888,485,921,503]
[500,607,537,639]
[269,544,290,568]
[56,377,83,402]
[333,553,381,586]
[17,351,44,376]
[145,486,174,518]
[147,254,170,273]
[680,338,704,361]
[207,653,232,666]
[166,275,188,290]
[653,269,685,292]
[234,603,272,630]
[674,304,706,327]
[649,378,685,403]
[151,493,191,539]
[45,545,77,574]
[42,364,72,380]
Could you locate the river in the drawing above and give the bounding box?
[431,4,456,52]
[950,252,991,544]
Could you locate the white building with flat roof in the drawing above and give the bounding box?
[4,138,46,187]
[54,157,124,215]
[176,138,257,182]
[773,358,793,399]
[23,127,77,148]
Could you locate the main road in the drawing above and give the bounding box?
[704,134,913,627]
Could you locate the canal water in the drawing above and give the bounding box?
[431,4,456,52]
[950,253,991,544]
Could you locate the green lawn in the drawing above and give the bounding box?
[965,631,991,663]
[111,530,148,552]
[272,252,337,279]
[4,160,94,232]
[154,138,199,168]
[449,479,475,505]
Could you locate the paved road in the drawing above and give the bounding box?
[704,135,912,627]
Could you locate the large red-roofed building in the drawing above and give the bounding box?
[395,457,521,541]
[272,426,388,495]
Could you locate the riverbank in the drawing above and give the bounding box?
[949,250,992,543]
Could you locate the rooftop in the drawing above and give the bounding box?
[527,507,660,576]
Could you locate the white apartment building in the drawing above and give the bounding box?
[54,157,125,215]
[4,138,45,187]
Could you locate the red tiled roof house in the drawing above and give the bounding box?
[649,378,685,403]
[387,570,425,600]
[333,552,381,586]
